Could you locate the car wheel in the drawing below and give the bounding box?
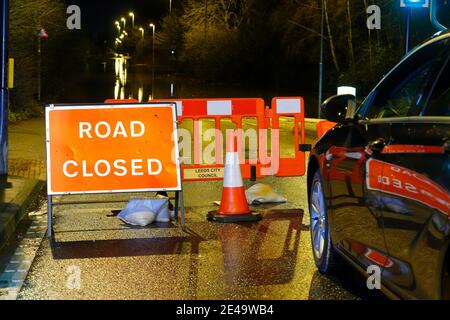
[309,169,340,274]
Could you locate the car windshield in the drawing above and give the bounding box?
[358,45,440,119]
[423,55,450,116]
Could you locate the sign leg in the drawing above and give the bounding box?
[47,195,53,239]
[174,191,179,220]
[180,191,186,231]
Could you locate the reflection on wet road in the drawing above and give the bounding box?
[113,53,169,102]
[4,175,387,300]
[0,56,389,300]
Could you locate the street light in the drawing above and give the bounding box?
[318,0,324,118]
[139,27,145,40]
[169,0,172,14]
[121,17,126,29]
[400,0,429,8]
[400,0,429,54]
[129,12,135,29]
[149,23,156,99]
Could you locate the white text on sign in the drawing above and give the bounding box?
[62,121,162,178]
[79,121,145,139]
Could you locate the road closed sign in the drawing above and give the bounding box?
[46,103,181,195]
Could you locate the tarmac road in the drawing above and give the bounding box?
[1,117,387,300]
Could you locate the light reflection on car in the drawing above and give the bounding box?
[307,30,450,300]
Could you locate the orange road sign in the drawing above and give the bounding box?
[46,103,181,195]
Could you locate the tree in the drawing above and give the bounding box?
[9,0,89,116]
[179,0,249,80]
[273,0,406,97]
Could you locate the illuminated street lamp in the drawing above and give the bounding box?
[318,0,324,118]
[121,17,126,29]
[169,0,172,14]
[149,23,156,99]
[400,0,429,8]
[139,27,144,39]
[129,12,135,29]
[400,0,429,54]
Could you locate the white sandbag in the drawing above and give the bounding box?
[118,198,170,226]
[118,210,156,227]
[155,200,171,223]
[245,183,287,205]
[155,194,173,222]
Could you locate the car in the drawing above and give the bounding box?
[307,30,450,300]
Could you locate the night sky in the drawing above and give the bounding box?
[70,0,172,36]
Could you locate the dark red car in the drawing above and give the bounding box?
[307,30,450,299]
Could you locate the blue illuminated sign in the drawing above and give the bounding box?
[400,0,429,8]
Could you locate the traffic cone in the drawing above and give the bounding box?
[207,133,262,223]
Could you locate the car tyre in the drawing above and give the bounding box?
[309,169,340,274]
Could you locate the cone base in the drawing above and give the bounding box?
[207,211,262,223]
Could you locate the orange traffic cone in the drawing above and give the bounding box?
[207,134,262,223]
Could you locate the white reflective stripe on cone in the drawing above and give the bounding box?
[223,152,244,188]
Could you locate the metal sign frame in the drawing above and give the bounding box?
[45,102,185,240]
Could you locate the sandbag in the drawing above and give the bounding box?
[118,210,156,227]
[245,183,287,205]
[155,194,173,222]
[118,198,170,226]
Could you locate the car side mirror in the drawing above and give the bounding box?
[321,94,356,123]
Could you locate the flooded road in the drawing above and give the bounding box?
[60,54,318,117]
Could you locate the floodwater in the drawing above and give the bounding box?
[59,55,319,117]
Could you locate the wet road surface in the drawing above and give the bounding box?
[0,114,388,300]
[7,176,385,300]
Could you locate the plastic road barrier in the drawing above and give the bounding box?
[316,120,336,139]
[152,97,307,181]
